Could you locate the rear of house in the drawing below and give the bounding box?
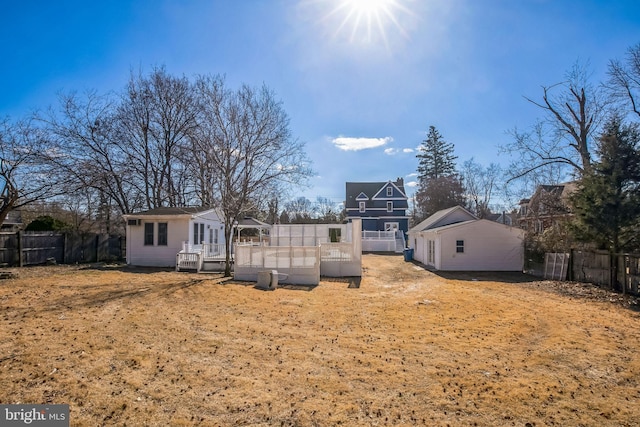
[345,178,409,234]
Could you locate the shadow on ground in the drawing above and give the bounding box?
[409,261,538,283]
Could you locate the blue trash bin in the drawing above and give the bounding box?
[404,248,414,262]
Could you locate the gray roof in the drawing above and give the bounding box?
[237,217,271,229]
[132,207,215,216]
[408,206,477,234]
[345,179,407,208]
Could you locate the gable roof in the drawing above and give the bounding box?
[237,217,271,229]
[371,180,408,199]
[123,207,220,219]
[408,205,477,234]
[521,181,578,213]
[346,179,407,208]
[423,218,523,235]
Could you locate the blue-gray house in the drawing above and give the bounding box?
[345,178,409,234]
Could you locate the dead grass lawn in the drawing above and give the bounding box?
[1,254,640,426]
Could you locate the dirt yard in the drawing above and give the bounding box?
[1,254,639,426]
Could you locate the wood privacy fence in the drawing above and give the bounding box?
[544,249,640,296]
[0,231,124,267]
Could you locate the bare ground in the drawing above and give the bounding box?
[1,254,640,426]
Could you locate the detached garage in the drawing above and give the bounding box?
[408,206,524,271]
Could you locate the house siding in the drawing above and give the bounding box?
[124,209,225,268]
[127,218,190,267]
[345,180,409,233]
[413,220,524,271]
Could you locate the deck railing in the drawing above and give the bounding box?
[362,230,396,240]
[176,251,201,271]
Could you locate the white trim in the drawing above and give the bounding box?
[350,207,406,212]
[371,181,408,200]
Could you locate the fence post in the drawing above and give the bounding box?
[609,252,615,291]
[620,254,627,295]
[17,230,23,267]
[62,233,67,264]
[568,248,574,281]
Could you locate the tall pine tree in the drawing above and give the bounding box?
[570,116,640,256]
[415,126,464,220]
[416,126,457,180]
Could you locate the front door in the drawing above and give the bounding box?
[384,222,399,232]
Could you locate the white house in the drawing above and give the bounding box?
[123,207,225,268]
[408,206,525,271]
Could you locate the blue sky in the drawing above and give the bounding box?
[1,0,639,207]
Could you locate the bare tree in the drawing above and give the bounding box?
[607,43,640,119]
[41,91,141,226]
[285,197,315,223]
[0,118,64,226]
[502,61,608,182]
[190,75,313,275]
[314,196,340,223]
[461,158,501,218]
[116,67,199,209]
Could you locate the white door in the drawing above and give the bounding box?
[384,222,399,232]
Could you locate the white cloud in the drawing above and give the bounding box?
[403,148,414,153]
[332,136,393,151]
[384,148,398,155]
[406,172,418,178]
[406,180,418,187]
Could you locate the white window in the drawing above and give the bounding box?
[386,187,393,197]
[158,223,168,246]
[456,240,464,253]
[359,202,366,213]
[387,201,393,212]
[144,223,154,246]
[193,222,205,244]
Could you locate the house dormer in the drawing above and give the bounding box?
[345,179,409,234]
[372,179,408,201]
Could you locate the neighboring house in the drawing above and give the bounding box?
[1,209,23,231]
[518,182,576,233]
[408,205,525,271]
[123,207,225,268]
[487,211,518,227]
[345,178,409,234]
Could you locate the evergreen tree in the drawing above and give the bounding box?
[570,116,640,255]
[415,126,464,219]
[416,126,458,180]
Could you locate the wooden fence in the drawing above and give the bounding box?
[0,231,124,267]
[543,249,640,296]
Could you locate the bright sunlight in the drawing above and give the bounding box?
[327,0,413,47]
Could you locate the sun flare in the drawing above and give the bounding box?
[326,0,413,47]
